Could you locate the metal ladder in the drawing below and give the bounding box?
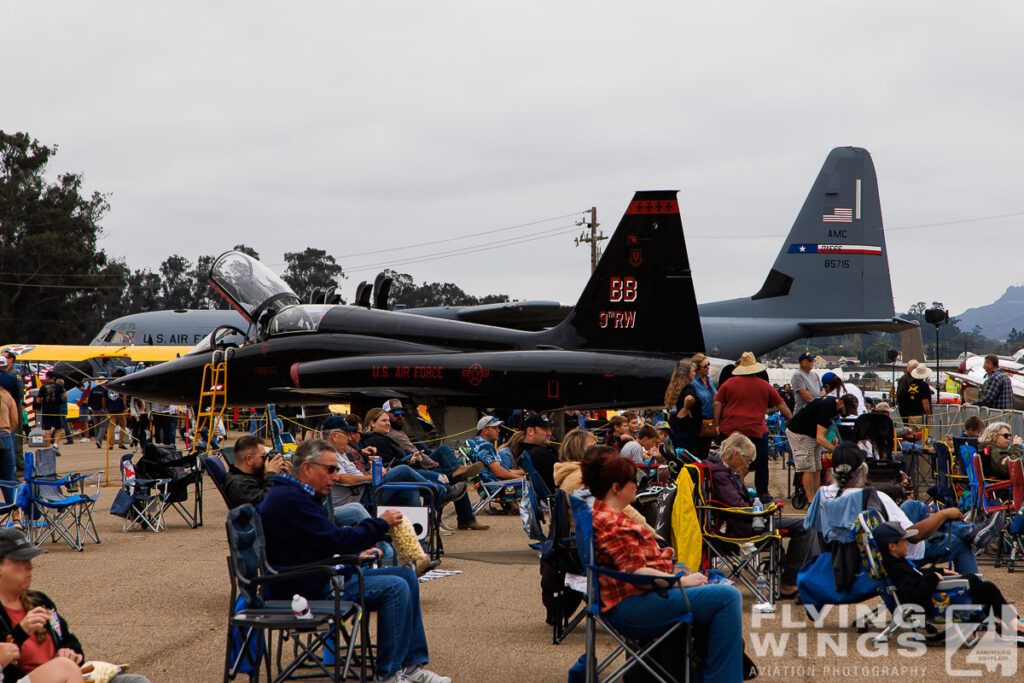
[190,357,228,455]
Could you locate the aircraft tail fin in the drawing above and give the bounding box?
[700,147,897,324]
[546,191,705,356]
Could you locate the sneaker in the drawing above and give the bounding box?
[442,482,468,504]
[973,511,1005,552]
[377,672,410,683]
[404,666,451,683]
[450,462,483,483]
[79,438,90,443]
[457,519,490,531]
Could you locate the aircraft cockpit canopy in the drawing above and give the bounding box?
[210,251,301,323]
[267,305,332,336]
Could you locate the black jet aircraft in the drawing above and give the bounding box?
[109,190,703,410]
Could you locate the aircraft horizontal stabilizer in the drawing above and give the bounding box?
[798,317,918,336]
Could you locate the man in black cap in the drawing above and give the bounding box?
[519,413,559,493]
[785,394,858,501]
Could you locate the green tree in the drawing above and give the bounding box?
[383,269,508,308]
[159,254,194,310]
[282,247,345,303]
[232,244,260,259]
[0,131,121,342]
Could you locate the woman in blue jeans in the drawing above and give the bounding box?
[582,446,743,683]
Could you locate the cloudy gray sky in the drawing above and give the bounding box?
[5,2,1022,318]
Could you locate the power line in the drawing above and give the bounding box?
[264,210,587,267]
[886,211,1023,232]
[0,281,121,290]
[344,224,582,274]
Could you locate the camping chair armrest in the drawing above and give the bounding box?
[935,579,970,591]
[590,564,688,586]
[25,474,78,487]
[280,554,363,572]
[983,479,1011,492]
[74,472,102,495]
[695,503,782,517]
[374,482,441,506]
[481,477,526,487]
[253,565,340,585]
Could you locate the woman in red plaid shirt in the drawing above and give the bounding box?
[583,447,744,682]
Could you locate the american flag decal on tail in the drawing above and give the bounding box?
[822,208,853,223]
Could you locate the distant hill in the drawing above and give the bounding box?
[957,285,1024,339]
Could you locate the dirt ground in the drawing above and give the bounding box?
[29,441,1024,682]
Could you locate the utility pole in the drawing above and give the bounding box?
[574,207,606,273]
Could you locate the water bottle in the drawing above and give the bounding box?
[291,594,312,619]
[751,497,764,531]
[371,456,382,486]
[756,573,768,596]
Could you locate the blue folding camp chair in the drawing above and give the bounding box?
[225,504,369,682]
[460,440,524,515]
[22,448,100,551]
[516,452,549,547]
[569,494,692,683]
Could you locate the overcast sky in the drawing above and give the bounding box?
[5,2,1022,318]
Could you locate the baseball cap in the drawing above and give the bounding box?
[521,413,551,430]
[830,441,866,480]
[654,421,671,431]
[0,529,47,561]
[322,415,357,433]
[872,521,918,547]
[873,402,893,414]
[798,352,816,362]
[382,399,404,413]
[821,372,839,386]
[476,416,502,432]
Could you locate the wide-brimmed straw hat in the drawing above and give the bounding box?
[731,351,767,376]
[911,364,932,380]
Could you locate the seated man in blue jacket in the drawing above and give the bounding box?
[260,439,451,683]
[707,432,822,599]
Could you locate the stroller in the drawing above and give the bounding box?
[788,451,831,510]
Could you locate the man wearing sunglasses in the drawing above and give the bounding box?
[260,438,452,683]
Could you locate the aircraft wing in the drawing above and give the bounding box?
[0,344,192,363]
[797,317,918,336]
[404,301,572,331]
[116,346,193,362]
[945,371,981,387]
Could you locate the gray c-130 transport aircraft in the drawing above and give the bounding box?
[697,145,914,357]
[96,147,913,362]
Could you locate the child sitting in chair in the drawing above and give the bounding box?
[874,521,1024,639]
